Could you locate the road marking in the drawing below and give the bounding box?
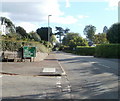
[98,64,111,68]
[57,60,66,75]
[42,68,56,72]
[89,61,111,68]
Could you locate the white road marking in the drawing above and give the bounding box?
[42,68,56,73]
[98,64,111,68]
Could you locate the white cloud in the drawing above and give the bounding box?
[51,16,78,24]
[16,22,39,33]
[78,15,89,19]
[105,0,119,11]
[1,0,67,32]
[0,12,10,19]
[1,0,79,32]
[2,0,63,22]
[66,0,71,8]
[105,0,119,7]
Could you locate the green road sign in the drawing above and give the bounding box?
[23,46,36,58]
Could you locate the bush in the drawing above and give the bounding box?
[62,46,72,53]
[95,44,120,58]
[63,46,95,55]
[75,46,95,56]
[1,39,51,53]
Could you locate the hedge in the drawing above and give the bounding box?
[63,46,95,56]
[75,46,95,56]
[0,39,51,53]
[63,44,120,59]
[95,44,120,58]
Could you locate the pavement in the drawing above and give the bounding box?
[1,52,65,76]
[1,52,71,99]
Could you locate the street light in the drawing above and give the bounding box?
[48,15,52,42]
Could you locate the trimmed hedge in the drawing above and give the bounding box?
[63,46,95,56]
[63,44,120,59]
[75,46,95,56]
[95,44,120,58]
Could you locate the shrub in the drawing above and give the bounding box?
[62,46,72,53]
[63,46,95,55]
[1,39,51,53]
[95,44,120,58]
[75,46,95,56]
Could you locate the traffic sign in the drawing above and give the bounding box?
[23,46,36,58]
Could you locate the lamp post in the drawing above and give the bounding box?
[48,15,52,42]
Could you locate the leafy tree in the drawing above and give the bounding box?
[1,17,16,33]
[16,26,30,39]
[93,33,108,44]
[83,25,96,41]
[36,27,52,41]
[55,27,70,44]
[68,36,88,48]
[62,33,88,48]
[62,33,79,46]
[106,23,120,43]
[29,31,41,42]
[103,26,108,33]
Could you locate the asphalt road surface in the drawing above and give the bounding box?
[1,51,119,100]
[55,51,119,99]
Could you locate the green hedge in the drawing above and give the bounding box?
[0,39,51,53]
[63,44,120,58]
[95,44,120,58]
[75,46,95,56]
[63,46,95,56]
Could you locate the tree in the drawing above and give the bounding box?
[29,31,41,42]
[16,26,30,39]
[93,33,108,44]
[55,27,70,44]
[106,23,120,43]
[62,33,79,46]
[83,25,96,42]
[62,33,88,48]
[36,27,52,41]
[103,26,108,33]
[69,36,88,48]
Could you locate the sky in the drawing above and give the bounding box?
[1,0,119,38]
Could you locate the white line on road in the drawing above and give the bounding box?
[42,68,56,73]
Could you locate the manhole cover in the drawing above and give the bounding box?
[42,68,56,73]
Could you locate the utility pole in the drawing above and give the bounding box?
[48,15,52,42]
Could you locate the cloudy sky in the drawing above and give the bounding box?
[1,0,119,37]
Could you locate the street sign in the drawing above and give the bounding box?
[23,46,36,58]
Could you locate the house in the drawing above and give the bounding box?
[0,17,15,35]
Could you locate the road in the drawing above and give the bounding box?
[55,51,119,99]
[1,51,119,100]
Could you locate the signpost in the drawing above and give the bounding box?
[23,46,36,62]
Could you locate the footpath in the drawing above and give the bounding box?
[1,52,65,76]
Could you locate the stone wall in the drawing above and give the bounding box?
[0,51,48,62]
